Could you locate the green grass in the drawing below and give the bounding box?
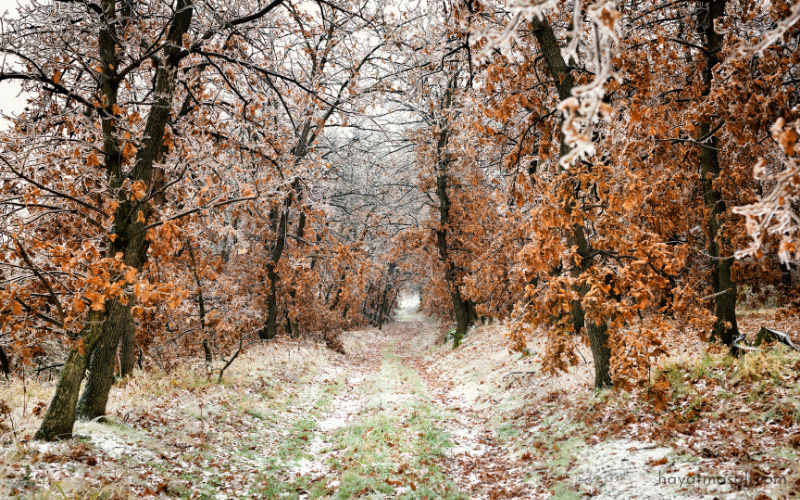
[321,347,466,499]
[549,482,582,500]
[246,407,266,420]
[245,381,343,499]
[243,350,466,499]
[8,336,471,500]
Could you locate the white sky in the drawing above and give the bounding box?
[0,0,28,123]
[0,0,423,124]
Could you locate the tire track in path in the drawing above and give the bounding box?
[389,320,548,500]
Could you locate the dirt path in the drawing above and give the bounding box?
[282,311,544,499]
[8,310,542,500]
[398,324,546,500]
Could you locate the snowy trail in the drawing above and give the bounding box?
[398,327,546,499]
[262,307,542,499]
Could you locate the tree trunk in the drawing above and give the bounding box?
[284,310,294,337]
[587,322,612,388]
[433,76,470,347]
[780,264,792,289]
[360,283,374,318]
[261,207,288,340]
[263,265,280,340]
[77,301,132,420]
[377,265,397,330]
[119,310,136,377]
[437,189,469,341]
[261,180,306,340]
[698,0,737,347]
[384,289,400,323]
[284,211,305,339]
[530,16,612,388]
[186,238,213,363]
[376,299,386,329]
[35,311,104,440]
[0,343,9,378]
[37,0,195,439]
[376,287,389,330]
[328,271,347,310]
[466,300,478,325]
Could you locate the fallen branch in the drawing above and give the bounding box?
[503,371,536,389]
[36,363,64,374]
[755,328,800,351]
[216,335,244,382]
[732,328,800,355]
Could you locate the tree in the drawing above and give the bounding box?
[1,0,283,440]
[453,0,798,388]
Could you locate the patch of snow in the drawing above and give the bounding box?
[290,458,316,477]
[317,397,363,432]
[347,375,365,386]
[73,422,157,460]
[448,427,489,457]
[570,440,742,499]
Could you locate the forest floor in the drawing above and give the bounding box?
[2,299,800,499]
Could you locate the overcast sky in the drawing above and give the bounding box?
[1,0,28,123]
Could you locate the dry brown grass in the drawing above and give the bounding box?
[0,336,346,500]
[4,339,340,440]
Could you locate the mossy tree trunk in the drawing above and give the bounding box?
[35,311,104,440]
[77,301,133,420]
[37,0,195,439]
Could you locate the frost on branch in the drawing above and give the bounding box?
[739,1,800,57]
[471,0,558,61]
[733,118,800,266]
[558,0,620,168]
[470,0,621,169]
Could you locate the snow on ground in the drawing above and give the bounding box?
[5,297,794,499]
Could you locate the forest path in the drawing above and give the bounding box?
[254,308,745,500]
[285,299,544,499]
[5,305,544,500]
[387,320,545,499]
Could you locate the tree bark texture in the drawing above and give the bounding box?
[77,301,132,420]
[35,311,104,440]
[698,0,738,347]
[119,311,136,377]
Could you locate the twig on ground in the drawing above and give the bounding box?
[217,335,244,383]
[504,371,536,389]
